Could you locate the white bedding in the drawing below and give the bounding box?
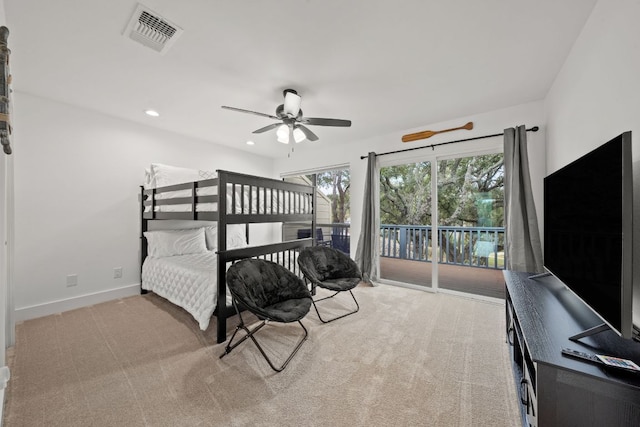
[148,186,310,214]
[143,163,312,214]
[142,252,228,331]
[142,250,300,331]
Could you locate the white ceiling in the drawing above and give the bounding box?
[5,0,597,158]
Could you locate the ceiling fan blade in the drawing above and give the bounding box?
[301,117,352,127]
[252,123,281,134]
[297,124,319,141]
[221,105,279,120]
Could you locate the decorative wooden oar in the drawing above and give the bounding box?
[402,121,473,143]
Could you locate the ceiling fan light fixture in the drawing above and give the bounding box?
[283,90,301,117]
[293,127,305,143]
[276,124,289,144]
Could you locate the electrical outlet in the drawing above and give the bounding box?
[113,267,123,279]
[66,274,78,287]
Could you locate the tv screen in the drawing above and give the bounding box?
[544,131,633,339]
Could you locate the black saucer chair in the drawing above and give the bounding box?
[297,246,362,323]
[220,258,312,372]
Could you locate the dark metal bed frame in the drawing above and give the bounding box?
[140,169,317,343]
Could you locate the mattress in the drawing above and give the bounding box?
[142,251,229,331]
[142,250,300,331]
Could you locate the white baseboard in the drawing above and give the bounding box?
[14,284,141,323]
[0,386,4,427]
[0,366,8,427]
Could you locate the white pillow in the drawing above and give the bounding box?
[204,224,248,251]
[228,224,249,249]
[144,228,208,258]
[150,163,217,188]
[198,169,217,180]
[204,226,217,250]
[143,168,156,189]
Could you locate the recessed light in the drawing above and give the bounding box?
[145,109,160,117]
[246,140,255,145]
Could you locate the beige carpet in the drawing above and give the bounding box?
[4,285,520,427]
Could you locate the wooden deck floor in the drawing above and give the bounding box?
[380,257,505,299]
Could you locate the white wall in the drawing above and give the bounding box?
[12,92,275,320]
[274,101,546,257]
[544,0,640,330]
[545,0,640,172]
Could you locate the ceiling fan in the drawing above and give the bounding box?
[221,89,351,144]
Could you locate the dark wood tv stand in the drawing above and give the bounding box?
[504,270,640,426]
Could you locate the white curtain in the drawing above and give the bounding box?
[355,152,380,284]
[503,126,543,273]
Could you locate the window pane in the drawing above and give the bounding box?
[379,162,434,288]
[436,153,505,298]
[284,168,351,254]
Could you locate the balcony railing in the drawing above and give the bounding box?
[316,223,350,254]
[380,224,505,269]
[289,222,504,269]
[287,223,352,254]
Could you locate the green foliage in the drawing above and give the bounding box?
[380,154,504,227]
[380,162,432,225]
[315,169,351,223]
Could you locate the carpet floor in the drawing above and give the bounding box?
[4,284,520,426]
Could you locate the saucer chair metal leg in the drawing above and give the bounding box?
[220,299,309,372]
[312,289,360,323]
[220,300,265,358]
[251,320,308,372]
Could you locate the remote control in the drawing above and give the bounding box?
[561,348,602,364]
[562,348,640,373]
[596,354,640,373]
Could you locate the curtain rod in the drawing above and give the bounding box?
[360,126,539,159]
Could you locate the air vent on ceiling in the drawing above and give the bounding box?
[123,4,183,54]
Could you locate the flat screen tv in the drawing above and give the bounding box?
[544,131,635,340]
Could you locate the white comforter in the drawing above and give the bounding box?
[142,250,301,331]
[142,251,229,331]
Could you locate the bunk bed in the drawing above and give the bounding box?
[140,165,317,343]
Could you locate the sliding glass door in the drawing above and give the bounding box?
[379,161,434,289]
[379,152,506,299]
[284,167,351,253]
[436,153,505,299]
